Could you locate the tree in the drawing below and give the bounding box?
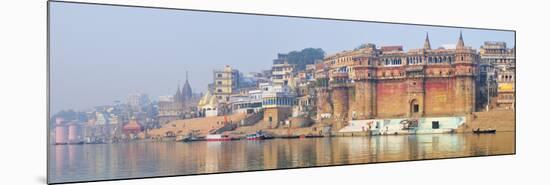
[286,48,325,71]
[355,44,367,50]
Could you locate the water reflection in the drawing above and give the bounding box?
[49,132,514,183]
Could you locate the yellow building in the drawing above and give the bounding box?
[213,65,240,103]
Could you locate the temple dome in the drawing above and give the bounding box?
[198,90,218,109]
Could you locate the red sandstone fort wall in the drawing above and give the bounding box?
[376,80,408,118]
[424,78,457,115]
[349,77,474,119]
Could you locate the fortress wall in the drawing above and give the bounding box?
[424,78,457,116]
[376,80,408,118]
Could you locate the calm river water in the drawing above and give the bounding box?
[49,132,515,183]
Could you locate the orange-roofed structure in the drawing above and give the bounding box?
[123,119,142,134]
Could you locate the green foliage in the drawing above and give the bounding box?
[286,48,325,71]
[355,44,367,50]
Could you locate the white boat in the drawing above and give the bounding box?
[206,134,231,141]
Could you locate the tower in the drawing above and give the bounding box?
[351,57,376,120]
[330,70,350,130]
[315,66,332,120]
[454,31,477,114]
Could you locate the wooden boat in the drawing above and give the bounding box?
[246,131,272,140]
[472,128,496,134]
[178,130,204,142]
[304,134,324,138]
[180,135,205,142]
[278,135,300,139]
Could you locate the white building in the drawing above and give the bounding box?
[260,82,297,126]
[271,54,296,87]
[229,89,263,114]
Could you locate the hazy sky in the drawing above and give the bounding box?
[49,2,514,113]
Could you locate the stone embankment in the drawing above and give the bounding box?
[459,110,515,132]
[144,110,514,139]
[145,113,247,138]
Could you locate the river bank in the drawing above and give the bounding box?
[139,109,515,140]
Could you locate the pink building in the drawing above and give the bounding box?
[54,117,67,144]
[67,123,81,143]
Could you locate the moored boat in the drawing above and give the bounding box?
[182,135,205,142]
[278,135,300,139]
[473,128,496,134]
[304,134,324,138]
[178,130,204,142]
[206,134,232,141]
[246,131,272,140]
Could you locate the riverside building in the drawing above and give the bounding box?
[315,32,480,129]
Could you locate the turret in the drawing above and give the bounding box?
[423,32,431,50]
[456,31,465,49]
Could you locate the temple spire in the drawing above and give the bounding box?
[423,32,431,50]
[456,31,465,49]
[185,71,189,83]
[175,80,182,101]
[182,71,193,100]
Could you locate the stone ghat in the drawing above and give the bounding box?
[144,110,514,139]
[146,113,247,138]
[460,110,516,132]
[224,119,321,137]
